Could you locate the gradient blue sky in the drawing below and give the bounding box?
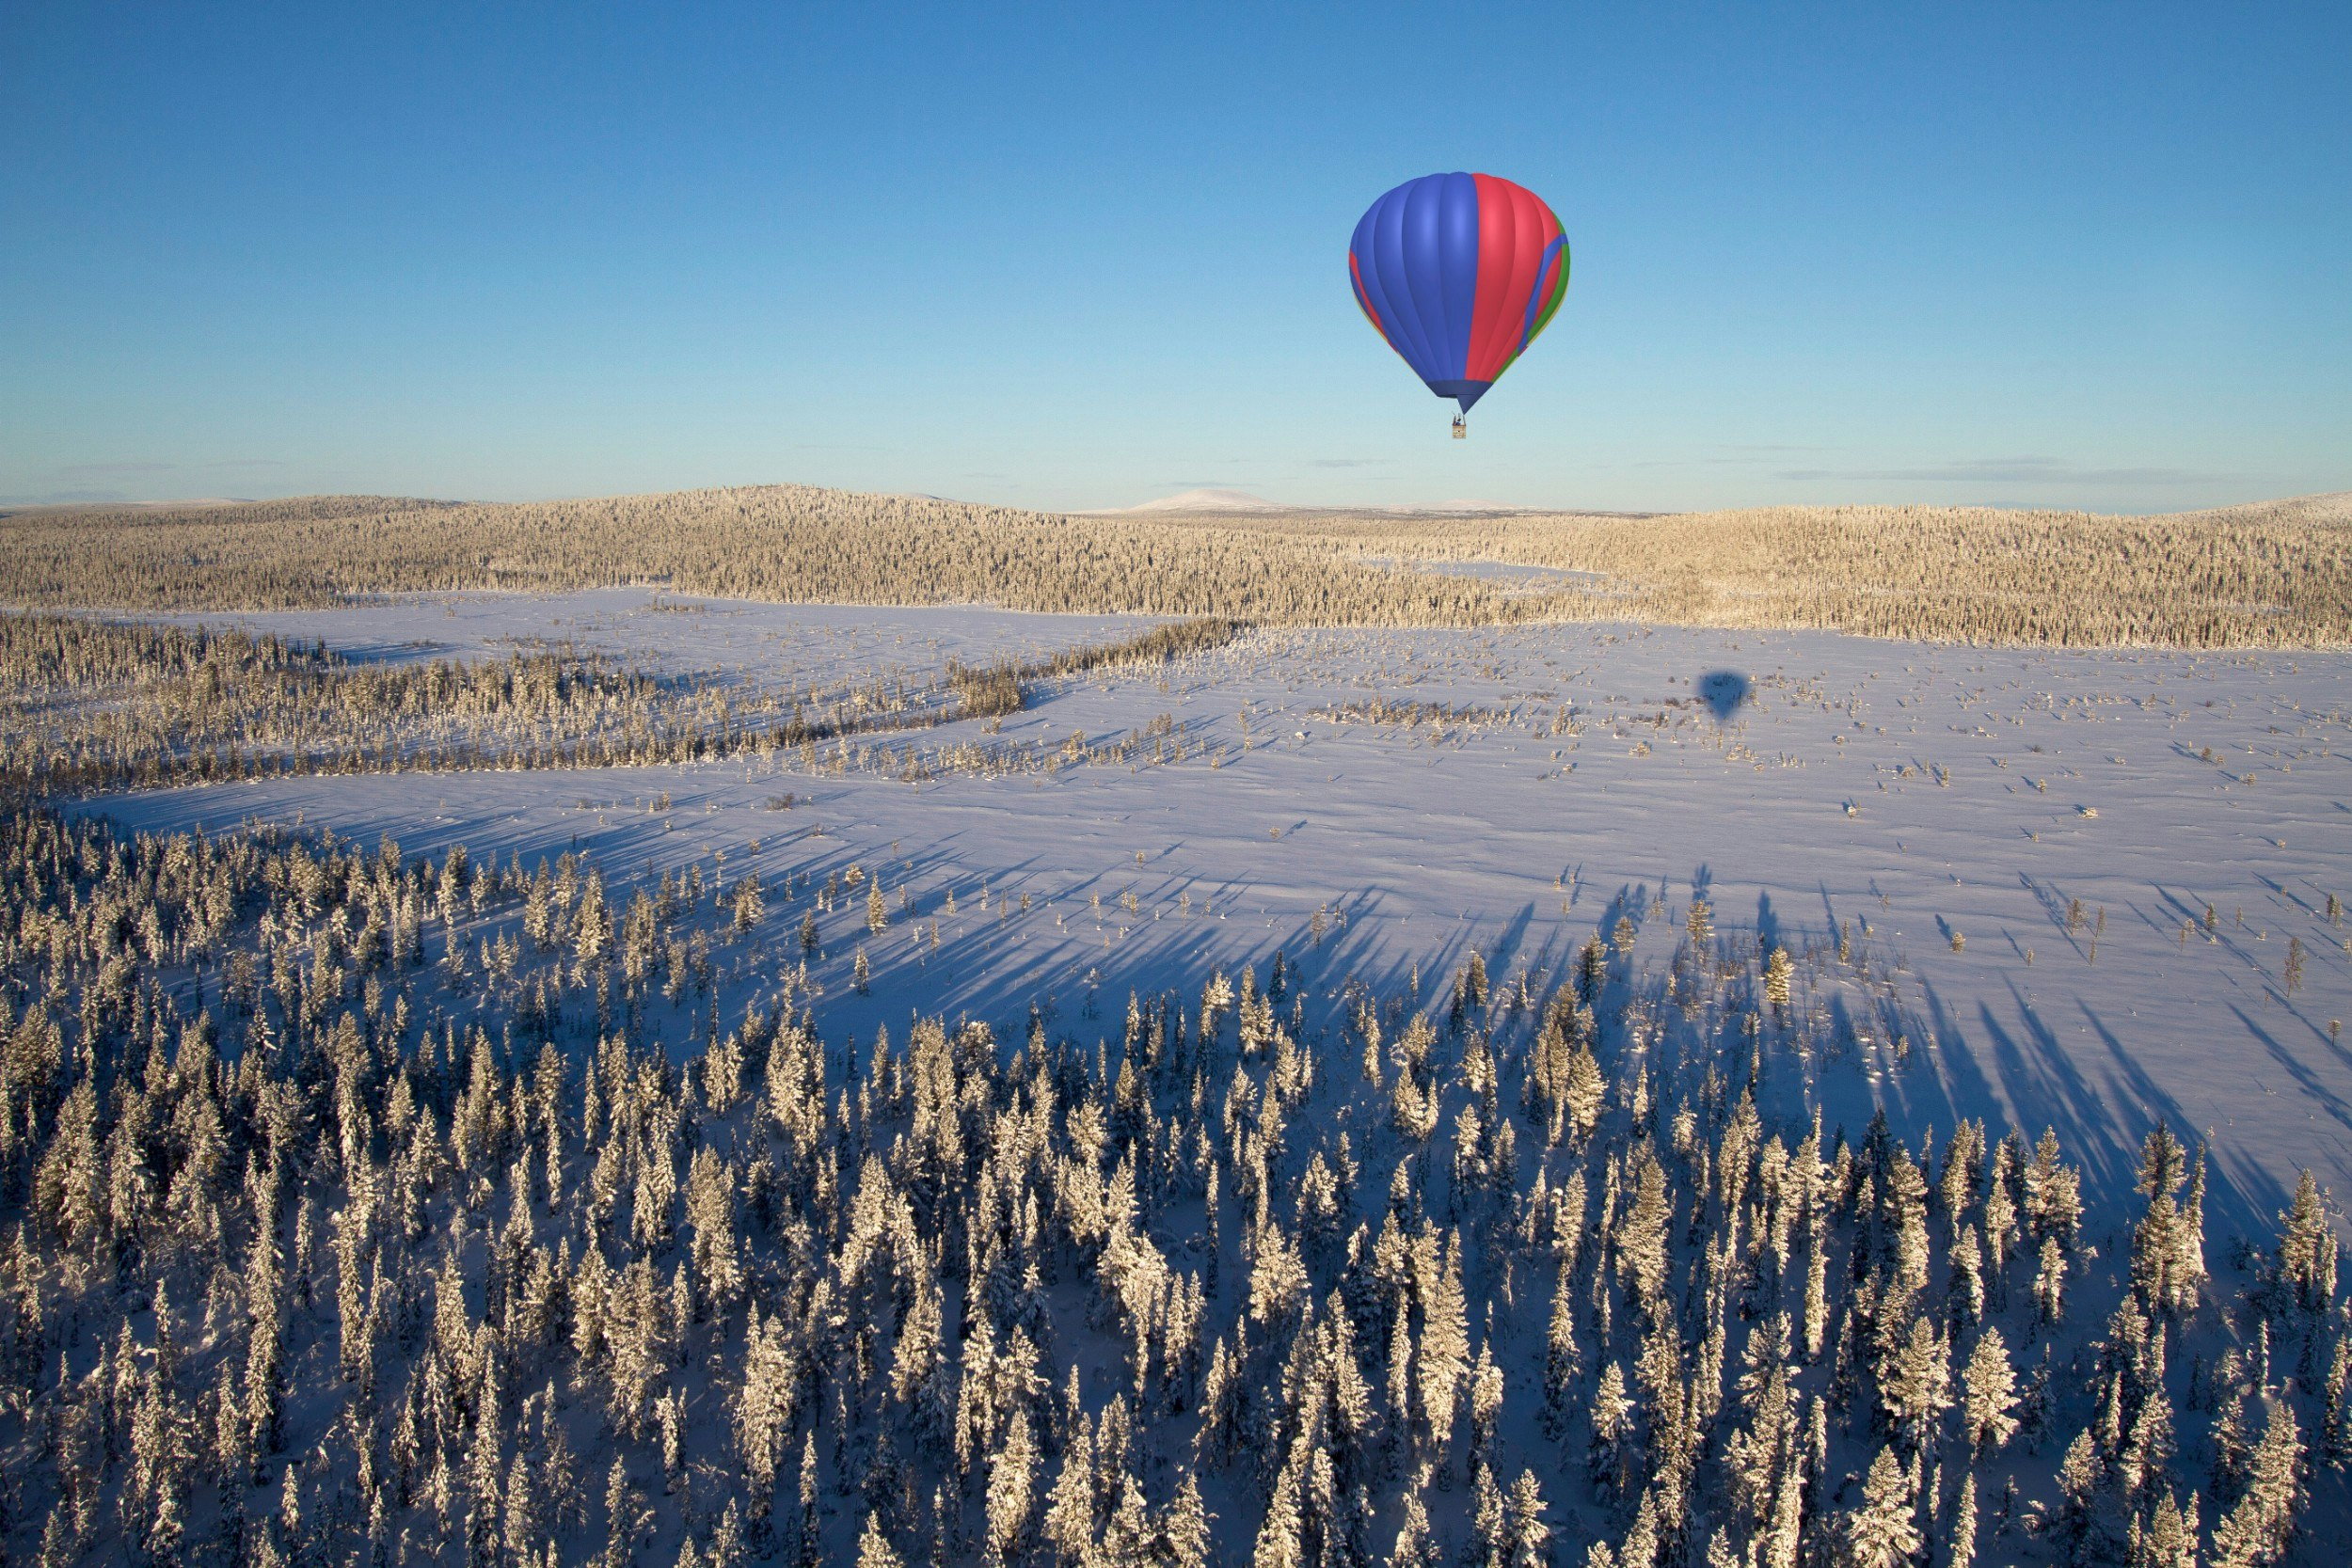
[4,3,2345,514]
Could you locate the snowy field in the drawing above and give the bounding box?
[141,587,1158,693]
[78,595,2352,1243]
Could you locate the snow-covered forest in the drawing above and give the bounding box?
[6,485,2348,648]
[0,790,2343,1568]
[2,534,2348,1568]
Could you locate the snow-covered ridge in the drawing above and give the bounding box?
[1095,490,1568,515]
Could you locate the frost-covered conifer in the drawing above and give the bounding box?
[1763,947,1793,1015]
[2272,1169,2338,1316]
[857,1512,904,1568]
[1617,1491,1661,1568]
[1502,1471,1550,1568]
[576,869,612,961]
[1159,1474,1213,1568]
[1845,1448,1920,1568]
[2024,1130,2081,1245]
[735,1308,798,1510]
[2121,1393,2175,1502]
[1254,1459,1306,1568]
[1959,1328,2017,1456]
[1590,1361,1636,1497]
[1617,1152,1673,1310]
[245,1204,287,1456]
[1879,1315,1951,1448]
[1541,1266,1579,1436]
[524,863,556,952]
[1391,1483,1437,1568]
[2128,1125,2198,1317]
[2233,1404,2302,1558]
[1417,1240,1471,1466]
[985,1406,1037,1561]
[2141,1488,2196,1568]
[1041,1411,1096,1563]
[1945,1223,1983,1328]
[602,1455,648,1568]
[684,1145,741,1310]
[2033,1234,2067,1324]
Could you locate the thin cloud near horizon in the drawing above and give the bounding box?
[1774,456,2244,486]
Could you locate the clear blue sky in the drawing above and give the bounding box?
[5,3,2345,514]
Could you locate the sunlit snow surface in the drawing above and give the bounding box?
[80,591,2352,1242]
[139,586,1158,690]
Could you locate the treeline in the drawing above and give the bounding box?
[948,618,1243,721]
[6,484,2347,646]
[1309,699,1520,734]
[0,489,1539,629]
[0,614,320,697]
[0,806,2342,1566]
[1138,498,2352,650]
[0,612,1240,800]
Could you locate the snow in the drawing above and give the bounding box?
[74,599,2352,1241]
[1095,491,1578,515]
[1110,490,1297,513]
[133,588,1158,691]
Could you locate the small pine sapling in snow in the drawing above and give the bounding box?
[1764,946,1794,1016]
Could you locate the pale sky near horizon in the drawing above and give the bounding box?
[4,4,2346,515]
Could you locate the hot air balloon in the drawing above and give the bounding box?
[1347,172,1569,436]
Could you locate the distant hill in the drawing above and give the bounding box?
[1117,488,1297,513]
[3,483,2345,646]
[1100,490,1591,517]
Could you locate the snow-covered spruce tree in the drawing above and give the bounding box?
[1844,1447,1920,1568]
[2273,1170,2339,1318]
[2211,1403,2305,1567]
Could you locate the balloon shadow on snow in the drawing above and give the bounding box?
[1697,670,1752,721]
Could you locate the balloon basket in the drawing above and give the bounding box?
[1451,416,1467,439]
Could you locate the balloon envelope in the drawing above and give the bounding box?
[1347,172,1569,413]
